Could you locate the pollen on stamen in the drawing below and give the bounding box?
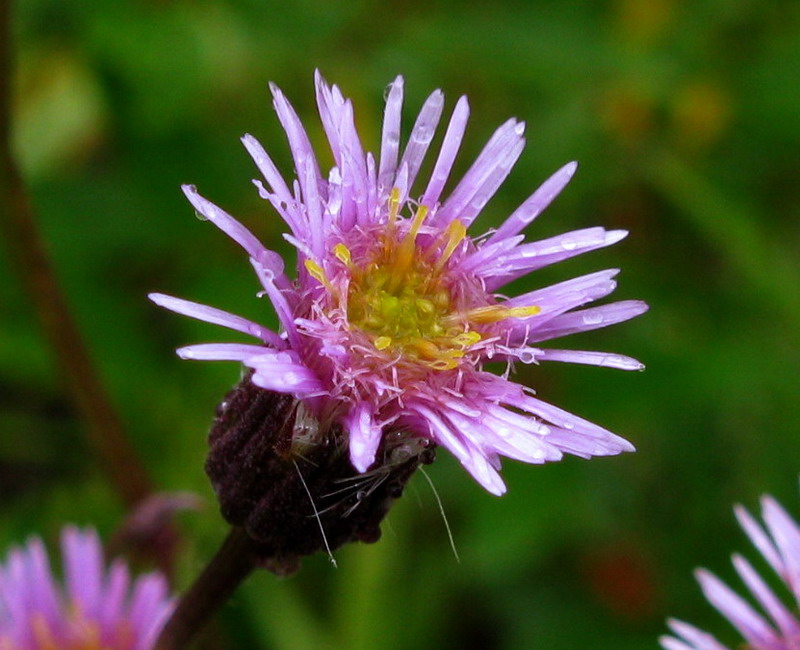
[386,187,401,237]
[389,203,430,286]
[433,219,467,274]
[453,330,482,347]
[304,258,335,293]
[374,336,392,350]
[429,359,460,371]
[456,304,541,325]
[334,243,352,266]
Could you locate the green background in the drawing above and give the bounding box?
[2,0,800,648]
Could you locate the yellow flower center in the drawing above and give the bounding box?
[306,189,540,371]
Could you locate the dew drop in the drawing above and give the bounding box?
[471,194,489,211]
[413,124,434,144]
[582,312,604,325]
[385,130,401,147]
[194,210,208,221]
[215,400,229,417]
[560,238,578,250]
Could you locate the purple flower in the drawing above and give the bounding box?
[661,494,800,650]
[0,526,173,650]
[151,72,647,495]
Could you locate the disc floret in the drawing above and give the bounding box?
[307,189,540,372]
[347,212,468,370]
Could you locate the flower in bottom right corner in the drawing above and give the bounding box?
[661,492,800,650]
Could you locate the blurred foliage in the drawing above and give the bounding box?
[2,0,800,648]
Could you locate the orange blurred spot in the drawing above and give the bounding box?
[672,80,732,151]
[581,542,659,621]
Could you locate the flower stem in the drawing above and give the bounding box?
[155,527,259,650]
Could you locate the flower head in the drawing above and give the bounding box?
[661,493,800,650]
[0,526,173,650]
[151,72,647,496]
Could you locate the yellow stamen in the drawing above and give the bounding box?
[454,304,541,325]
[304,258,335,293]
[387,204,429,292]
[409,338,442,359]
[407,339,463,361]
[504,305,542,319]
[453,330,482,347]
[374,336,392,350]
[427,358,460,371]
[433,219,467,274]
[334,243,352,266]
[407,203,429,240]
[386,187,401,238]
[398,204,429,260]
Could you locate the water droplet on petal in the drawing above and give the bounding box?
[471,195,489,212]
[414,125,434,144]
[582,312,604,325]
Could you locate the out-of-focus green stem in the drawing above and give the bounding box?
[0,0,154,512]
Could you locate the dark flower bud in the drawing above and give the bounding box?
[205,375,435,575]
